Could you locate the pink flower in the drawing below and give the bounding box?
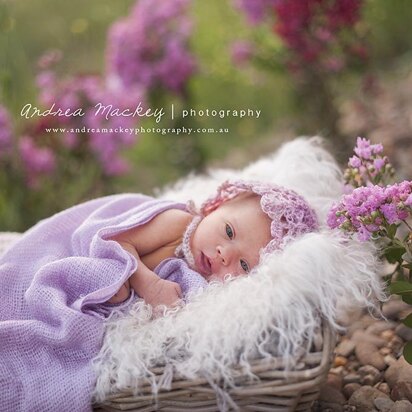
[373,157,386,172]
[236,0,367,77]
[18,136,56,174]
[344,137,392,187]
[235,0,277,24]
[322,57,345,72]
[354,136,373,159]
[0,105,13,156]
[18,136,56,188]
[348,155,361,168]
[231,41,254,65]
[328,182,412,241]
[106,0,196,95]
[380,203,398,224]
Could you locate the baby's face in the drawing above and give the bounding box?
[191,195,271,281]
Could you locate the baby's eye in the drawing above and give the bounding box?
[240,259,249,273]
[225,223,234,239]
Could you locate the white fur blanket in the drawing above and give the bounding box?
[90,137,385,405]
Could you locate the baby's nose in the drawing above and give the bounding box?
[216,245,232,266]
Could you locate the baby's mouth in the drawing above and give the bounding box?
[200,252,212,275]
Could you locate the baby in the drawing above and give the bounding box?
[108,179,318,306]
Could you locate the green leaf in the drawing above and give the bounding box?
[387,224,398,239]
[402,294,412,305]
[384,246,405,264]
[403,314,412,328]
[389,281,412,295]
[403,341,412,365]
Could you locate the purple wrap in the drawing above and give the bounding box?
[0,194,206,412]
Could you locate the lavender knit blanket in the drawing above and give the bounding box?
[0,194,206,412]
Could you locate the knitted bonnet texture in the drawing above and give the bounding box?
[200,180,319,254]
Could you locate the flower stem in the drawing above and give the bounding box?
[402,219,412,232]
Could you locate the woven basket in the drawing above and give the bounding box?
[94,321,336,412]
[0,233,335,411]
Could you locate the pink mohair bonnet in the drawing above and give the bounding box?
[200,180,319,255]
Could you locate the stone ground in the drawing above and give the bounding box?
[312,297,412,412]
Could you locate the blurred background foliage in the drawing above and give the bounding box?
[0,0,412,231]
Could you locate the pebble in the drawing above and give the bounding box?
[381,329,396,341]
[380,347,392,356]
[343,383,361,399]
[334,356,348,367]
[348,386,390,412]
[388,336,405,355]
[316,384,347,411]
[383,299,410,321]
[358,365,382,385]
[327,373,344,391]
[385,357,412,388]
[390,400,412,412]
[395,324,412,342]
[312,306,412,410]
[376,382,391,396]
[330,366,345,375]
[356,341,387,370]
[336,340,356,357]
[318,384,347,404]
[343,373,361,384]
[348,318,377,337]
[352,330,387,348]
[384,354,398,366]
[366,321,397,335]
[342,406,356,412]
[391,381,412,402]
[347,320,367,338]
[374,397,395,412]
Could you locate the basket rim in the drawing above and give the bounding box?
[101,319,336,403]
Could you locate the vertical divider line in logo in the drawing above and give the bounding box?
[171,104,174,120]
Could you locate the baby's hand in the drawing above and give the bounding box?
[107,280,131,304]
[142,278,182,308]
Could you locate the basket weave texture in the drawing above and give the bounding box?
[94,322,335,412]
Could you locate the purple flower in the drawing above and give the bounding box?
[327,182,412,241]
[384,181,412,203]
[353,136,383,160]
[0,105,13,156]
[106,0,196,95]
[373,157,386,172]
[231,41,254,65]
[354,136,373,159]
[348,155,361,168]
[357,225,372,241]
[18,136,56,188]
[406,194,412,207]
[322,57,345,73]
[103,157,130,176]
[35,66,144,176]
[345,137,393,187]
[235,0,277,24]
[379,203,398,224]
[18,136,56,174]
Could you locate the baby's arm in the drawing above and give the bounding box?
[108,209,191,307]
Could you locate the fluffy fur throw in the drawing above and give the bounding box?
[92,137,386,405]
